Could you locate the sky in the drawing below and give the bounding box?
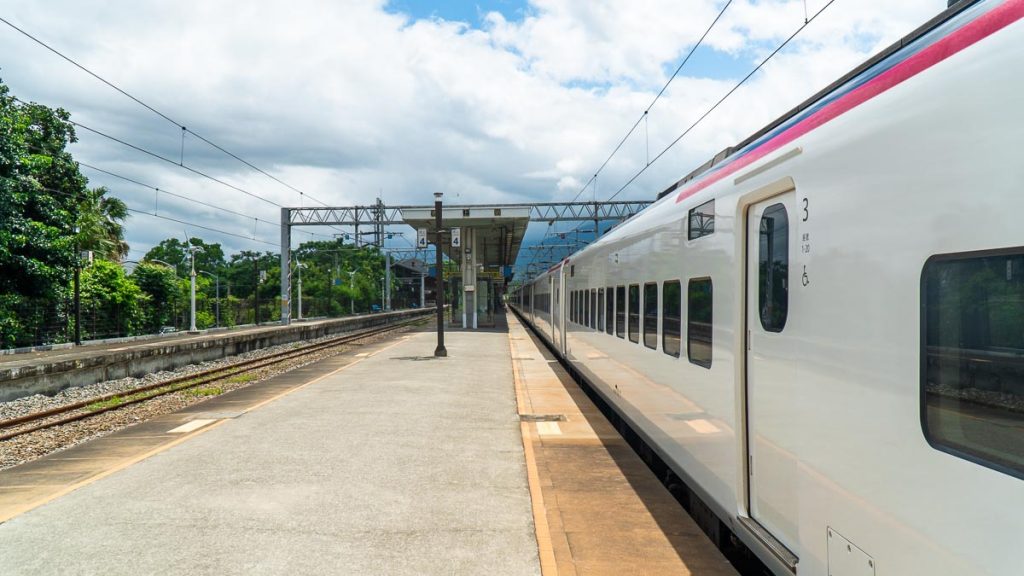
[0,0,948,272]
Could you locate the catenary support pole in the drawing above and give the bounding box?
[434,192,446,357]
[385,251,391,311]
[280,208,291,325]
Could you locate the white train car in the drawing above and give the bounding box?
[510,1,1024,574]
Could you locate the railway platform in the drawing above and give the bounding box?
[0,309,430,401]
[0,313,735,575]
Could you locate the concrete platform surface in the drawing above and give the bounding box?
[0,326,540,575]
[509,313,738,576]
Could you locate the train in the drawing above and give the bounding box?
[509,1,1024,574]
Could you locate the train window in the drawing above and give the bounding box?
[628,284,640,344]
[606,287,614,335]
[579,291,585,325]
[643,283,658,349]
[578,290,584,325]
[758,203,789,333]
[616,286,626,339]
[584,290,591,328]
[590,289,597,330]
[569,291,575,323]
[663,281,681,358]
[688,278,713,368]
[688,199,715,240]
[598,289,605,332]
[922,252,1024,479]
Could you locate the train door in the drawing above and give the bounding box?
[557,267,567,353]
[549,276,557,344]
[743,190,800,568]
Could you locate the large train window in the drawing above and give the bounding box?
[922,251,1024,479]
[643,283,658,350]
[606,287,615,335]
[688,199,715,240]
[581,289,589,325]
[663,281,681,358]
[598,289,605,332]
[759,203,789,332]
[688,278,713,368]
[616,286,626,338]
[628,285,640,344]
[591,289,597,331]
[584,289,591,328]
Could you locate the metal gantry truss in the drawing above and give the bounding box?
[288,200,652,226]
[280,199,653,325]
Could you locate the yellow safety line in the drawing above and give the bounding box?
[0,333,414,523]
[509,322,558,576]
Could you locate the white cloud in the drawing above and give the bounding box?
[0,0,947,256]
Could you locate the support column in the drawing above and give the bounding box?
[280,208,291,325]
[461,228,477,330]
[385,250,391,311]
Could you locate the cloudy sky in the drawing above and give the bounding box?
[0,0,946,268]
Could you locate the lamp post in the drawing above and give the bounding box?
[346,269,358,315]
[187,245,204,332]
[199,270,220,327]
[433,192,446,357]
[295,260,305,320]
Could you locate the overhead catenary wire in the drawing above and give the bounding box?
[69,119,282,208]
[602,0,838,203]
[525,0,838,278]
[566,0,734,206]
[0,15,339,211]
[522,0,735,279]
[76,161,330,240]
[37,184,278,248]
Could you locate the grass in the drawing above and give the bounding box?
[86,397,124,411]
[186,387,224,397]
[226,373,257,384]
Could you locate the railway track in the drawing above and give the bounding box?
[0,316,427,442]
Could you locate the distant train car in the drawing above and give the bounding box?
[510,1,1024,574]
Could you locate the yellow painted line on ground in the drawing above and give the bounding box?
[509,323,558,576]
[0,332,414,524]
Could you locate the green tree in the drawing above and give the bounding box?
[78,259,145,339]
[143,237,225,277]
[0,80,86,347]
[131,262,178,332]
[76,186,129,262]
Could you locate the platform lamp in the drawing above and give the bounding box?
[434,192,447,357]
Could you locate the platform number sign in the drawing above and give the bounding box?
[451,228,461,248]
[417,228,428,248]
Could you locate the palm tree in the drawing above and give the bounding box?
[76,186,130,262]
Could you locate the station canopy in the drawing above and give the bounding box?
[400,205,531,271]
